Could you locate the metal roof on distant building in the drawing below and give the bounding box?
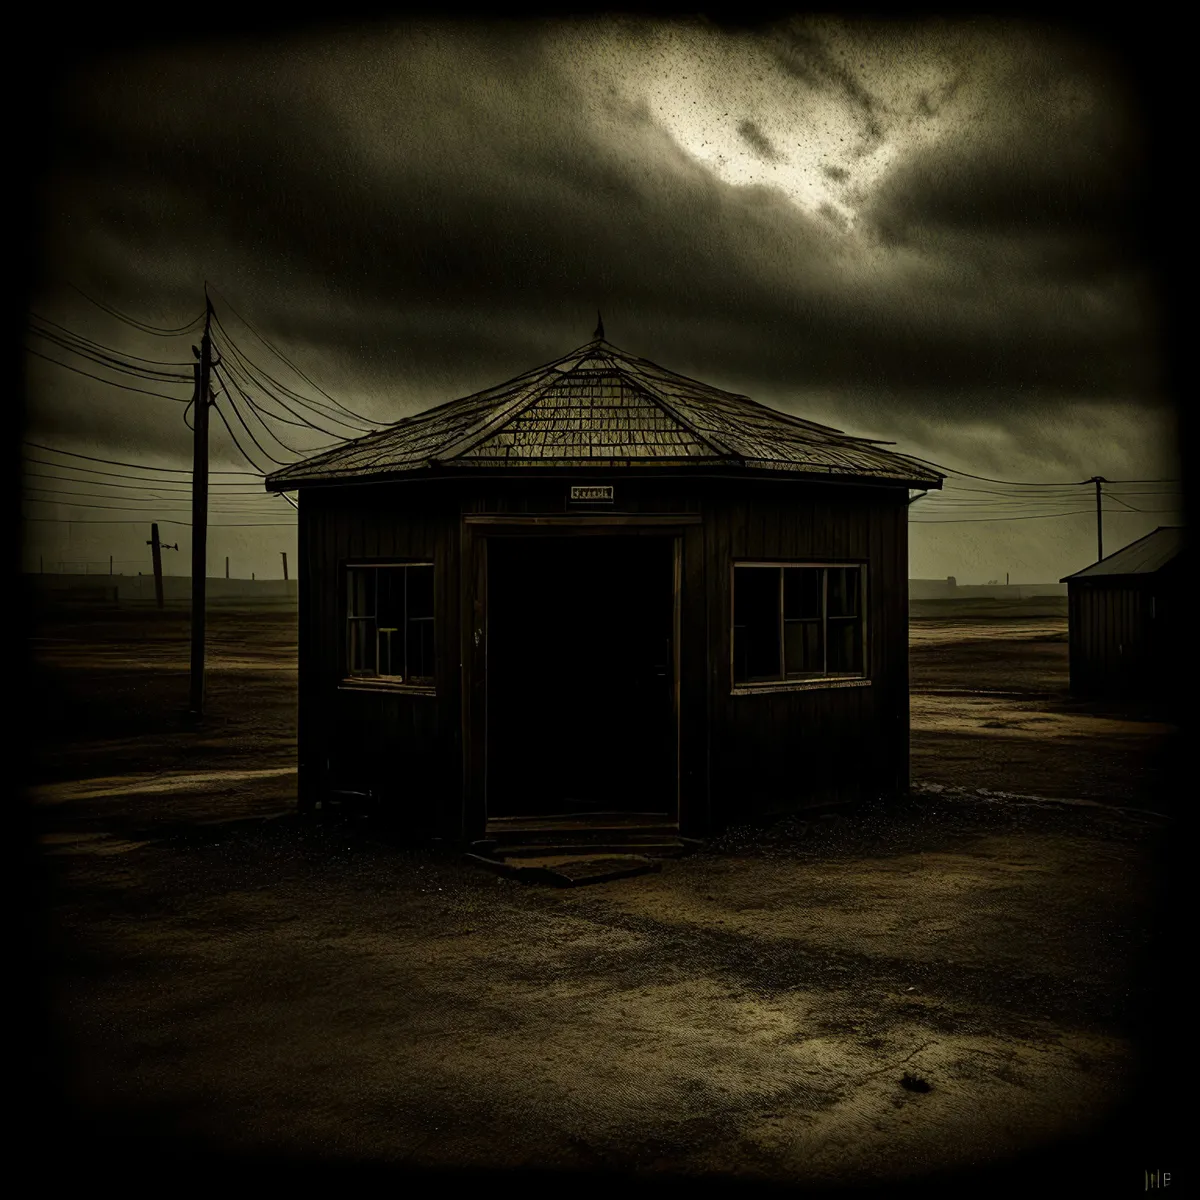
[265,336,944,491]
[1060,526,1184,581]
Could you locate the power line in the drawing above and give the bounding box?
[23,485,292,509]
[29,321,194,379]
[214,364,345,456]
[207,284,376,424]
[912,456,1181,488]
[22,441,261,476]
[211,315,375,434]
[911,509,1180,524]
[22,469,265,494]
[208,391,277,473]
[29,312,195,367]
[215,349,364,442]
[211,384,291,468]
[22,496,284,515]
[24,347,194,402]
[65,281,206,336]
[23,517,295,526]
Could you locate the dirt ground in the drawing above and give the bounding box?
[21,601,1181,1191]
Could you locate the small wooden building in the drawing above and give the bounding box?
[1060,526,1184,700]
[265,333,943,844]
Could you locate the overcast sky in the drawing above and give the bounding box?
[20,15,1184,583]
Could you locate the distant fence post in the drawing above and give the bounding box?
[281,552,288,581]
[225,556,230,579]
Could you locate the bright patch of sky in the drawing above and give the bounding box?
[556,19,970,227]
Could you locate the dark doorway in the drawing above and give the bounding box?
[486,534,677,821]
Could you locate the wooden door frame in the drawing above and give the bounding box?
[460,516,694,839]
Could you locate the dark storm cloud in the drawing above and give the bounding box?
[32,19,1163,425]
[771,22,885,155]
[736,119,782,162]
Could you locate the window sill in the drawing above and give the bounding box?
[338,678,437,697]
[731,677,871,695]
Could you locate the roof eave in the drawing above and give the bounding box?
[263,460,939,492]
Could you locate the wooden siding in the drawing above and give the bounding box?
[1066,576,1184,698]
[297,482,462,836]
[297,474,910,842]
[703,480,908,828]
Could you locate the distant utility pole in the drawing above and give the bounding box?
[149,523,165,609]
[1089,476,1107,562]
[189,293,215,715]
[147,523,180,610]
[281,551,288,581]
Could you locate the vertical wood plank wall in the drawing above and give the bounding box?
[1068,581,1148,696]
[299,483,461,837]
[298,476,911,841]
[703,480,908,828]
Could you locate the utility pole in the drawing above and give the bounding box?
[1089,476,1107,562]
[147,523,180,610]
[189,294,215,715]
[281,551,288,581]
[225,556,230,579]
[149,523,165,609]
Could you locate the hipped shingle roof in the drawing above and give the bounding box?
[265,338,944,490]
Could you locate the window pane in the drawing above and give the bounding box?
[406,564,434,620]
[827,567,860,618]
[373,569,405,676]
[348,618,376,675]
[406,617,435,682]
[733,567,781,682]
[783,567,822,619]
[347,569,374,618]
[784,620,824,676]
[827,618,863,673]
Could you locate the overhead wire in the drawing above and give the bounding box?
[206,284,376,424]
[29,312,196,367]
[210,313,375,434]
[24,347,194,403]
[22,441,261,476]
[65,281,206,336]
[28,321,194,380]
[213,364,345,456]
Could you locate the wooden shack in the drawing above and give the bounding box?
[265,332,943,845]
[1060,526,1184,701]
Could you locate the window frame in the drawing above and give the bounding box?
[339,559,436,695]
[730,559,870,694]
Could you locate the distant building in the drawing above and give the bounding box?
[908,578,1066,601]
[1060,526,1184,699]
[909,577,957,600]
[266,331,944,846]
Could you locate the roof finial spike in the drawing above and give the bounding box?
[593,310,605,341]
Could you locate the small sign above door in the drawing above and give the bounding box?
[569,485,614,503]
